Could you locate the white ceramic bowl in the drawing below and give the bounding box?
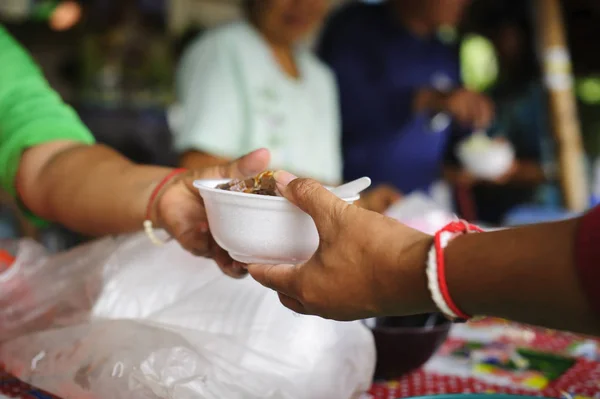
[194,179,360,265]
[456,137,515,180]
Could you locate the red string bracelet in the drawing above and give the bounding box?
[427,220,483,321]
[143,168,187,245]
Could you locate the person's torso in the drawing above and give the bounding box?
[329,4,460,192]
[224,22,341,183]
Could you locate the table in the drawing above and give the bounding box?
[2,319,599,399]
[369,319,600,399]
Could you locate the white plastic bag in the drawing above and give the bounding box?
[385,191,456,235]
[0,234,375,399]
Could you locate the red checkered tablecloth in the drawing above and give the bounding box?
[370,319,600,398]
[369,357,600,398]
[2,319,600,399]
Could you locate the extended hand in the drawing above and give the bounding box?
[154,148,270,278]
[248,171,434,321]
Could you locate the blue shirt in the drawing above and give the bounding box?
[318,3,462,193]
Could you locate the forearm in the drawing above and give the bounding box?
[445,219,600,335]
[18,142,172,236]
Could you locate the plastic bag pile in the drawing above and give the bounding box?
[0,234,375,399]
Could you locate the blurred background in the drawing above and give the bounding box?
[2,0,600,251]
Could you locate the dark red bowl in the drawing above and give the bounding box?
[366,314,452,380]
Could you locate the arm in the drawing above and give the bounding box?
[0,27,168,235]
[18,141,172,235]
[248,173,600,336]
[446,219,598,335]
[18,140,271,279]
[0,27,272,276]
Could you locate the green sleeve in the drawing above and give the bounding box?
[0,25,95,202]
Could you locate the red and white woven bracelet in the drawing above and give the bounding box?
[143,168,187,246]
[426,220,483,321]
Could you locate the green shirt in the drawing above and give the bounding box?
[0,25,95,200]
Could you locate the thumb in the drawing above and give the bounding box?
[247,263,298,298]
[196,148,271,180]
[274,171,348,233]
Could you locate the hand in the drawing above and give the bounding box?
[355,184,402,213]
[248,171,435,321]
[443,89,495,129]
[154,148,270,278]
[416,88,495,129]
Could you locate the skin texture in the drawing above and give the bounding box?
[17,142,271,278]
[248,171,600,336]
[248,0,328,49]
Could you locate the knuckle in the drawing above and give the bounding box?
[291,178,319,200]
[261,264,277,288]
[297,283,317,308]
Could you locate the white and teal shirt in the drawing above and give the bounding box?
[170,21,342,184]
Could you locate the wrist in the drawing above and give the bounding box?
[378,225,437,316]
[147,169,188,228]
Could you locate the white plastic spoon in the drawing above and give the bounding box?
[330,177,372,199]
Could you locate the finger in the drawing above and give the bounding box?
[216,148,271,179]
[214,245,248,279]
[382,186,402,204]
[273,171,347,234]
[278,292,308,315]
[247,263,298,297]
[208,235,247,278]
[177,228,212,258]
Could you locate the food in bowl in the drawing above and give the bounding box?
[194,177,361,264]
[217,171,279,196]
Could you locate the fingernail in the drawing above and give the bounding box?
[274,171,297,186]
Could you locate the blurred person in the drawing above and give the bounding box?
[0,25,269,278]
[248,172,600,337]
[453,3,557,224]
[171,0,401,213]
[318,0,499,195]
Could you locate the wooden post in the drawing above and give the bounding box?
[533,0,588,211]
